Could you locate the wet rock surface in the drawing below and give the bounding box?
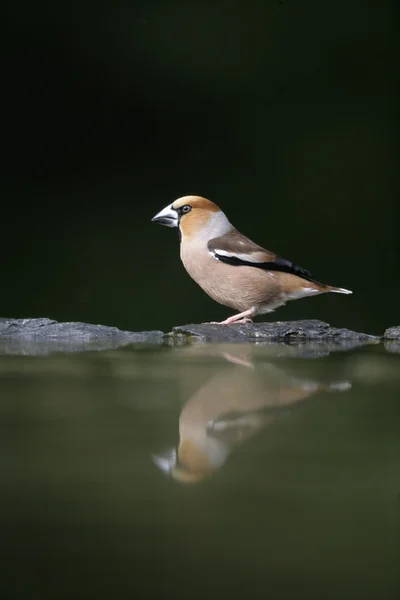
[382,326,400,354]
[170,319,379,345]
[0,318,164,355]
[383,326,400,340]
[383,327,400,353]
[0,316,389,354]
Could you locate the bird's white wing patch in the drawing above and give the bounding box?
[209,249,264,264]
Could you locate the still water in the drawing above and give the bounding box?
[1,341,399,599]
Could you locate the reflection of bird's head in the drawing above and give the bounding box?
[152,437,229,484]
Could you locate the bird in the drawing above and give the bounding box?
[152,346,352,483]
[151,195,352,324]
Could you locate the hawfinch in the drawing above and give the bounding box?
[152,348,351,483]
[152,195,352,324]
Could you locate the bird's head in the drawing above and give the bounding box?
[151,195,232,241]
[152,436,230,484]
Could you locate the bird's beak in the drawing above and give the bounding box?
[151,204,179,228]
[151,448,212,484]
[151,448,177,475]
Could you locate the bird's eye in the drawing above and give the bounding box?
[181,205,192,214]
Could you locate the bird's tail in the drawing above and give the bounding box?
[326,285,353,295]
[300,380,352,393]
[327,380,352,392]
[300,276,352,295]
[310,280,353,294]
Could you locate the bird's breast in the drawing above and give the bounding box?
[179,241,282,311]
[180,242,215,284]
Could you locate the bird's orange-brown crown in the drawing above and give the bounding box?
[172,195,220,212]
[172,195,226,238]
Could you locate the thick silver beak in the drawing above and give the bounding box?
[151,448,177,475]
[151,204,178,228]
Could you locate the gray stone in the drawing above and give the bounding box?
[0,318,164,355]
[383,326,400,340]
[0,317,387,355]
[384,341,400,355]
[383,326,400,354]
[169,319,379,345]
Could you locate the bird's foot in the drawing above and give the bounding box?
[205,309,254,325]
[206,317,253,325]
[232,317,253,324]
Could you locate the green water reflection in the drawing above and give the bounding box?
[0,343,399,599]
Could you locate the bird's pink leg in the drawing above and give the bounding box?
[207,309,254,325]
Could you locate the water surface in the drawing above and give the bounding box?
[1,342,399,599]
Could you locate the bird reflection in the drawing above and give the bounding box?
[152,346,351,483]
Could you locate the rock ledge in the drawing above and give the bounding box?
[170,319,379,344]
[1,317,395,354]
[383,326,400,340]
[0,318,164,354]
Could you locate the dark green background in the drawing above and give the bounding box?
[3,0,397,334]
